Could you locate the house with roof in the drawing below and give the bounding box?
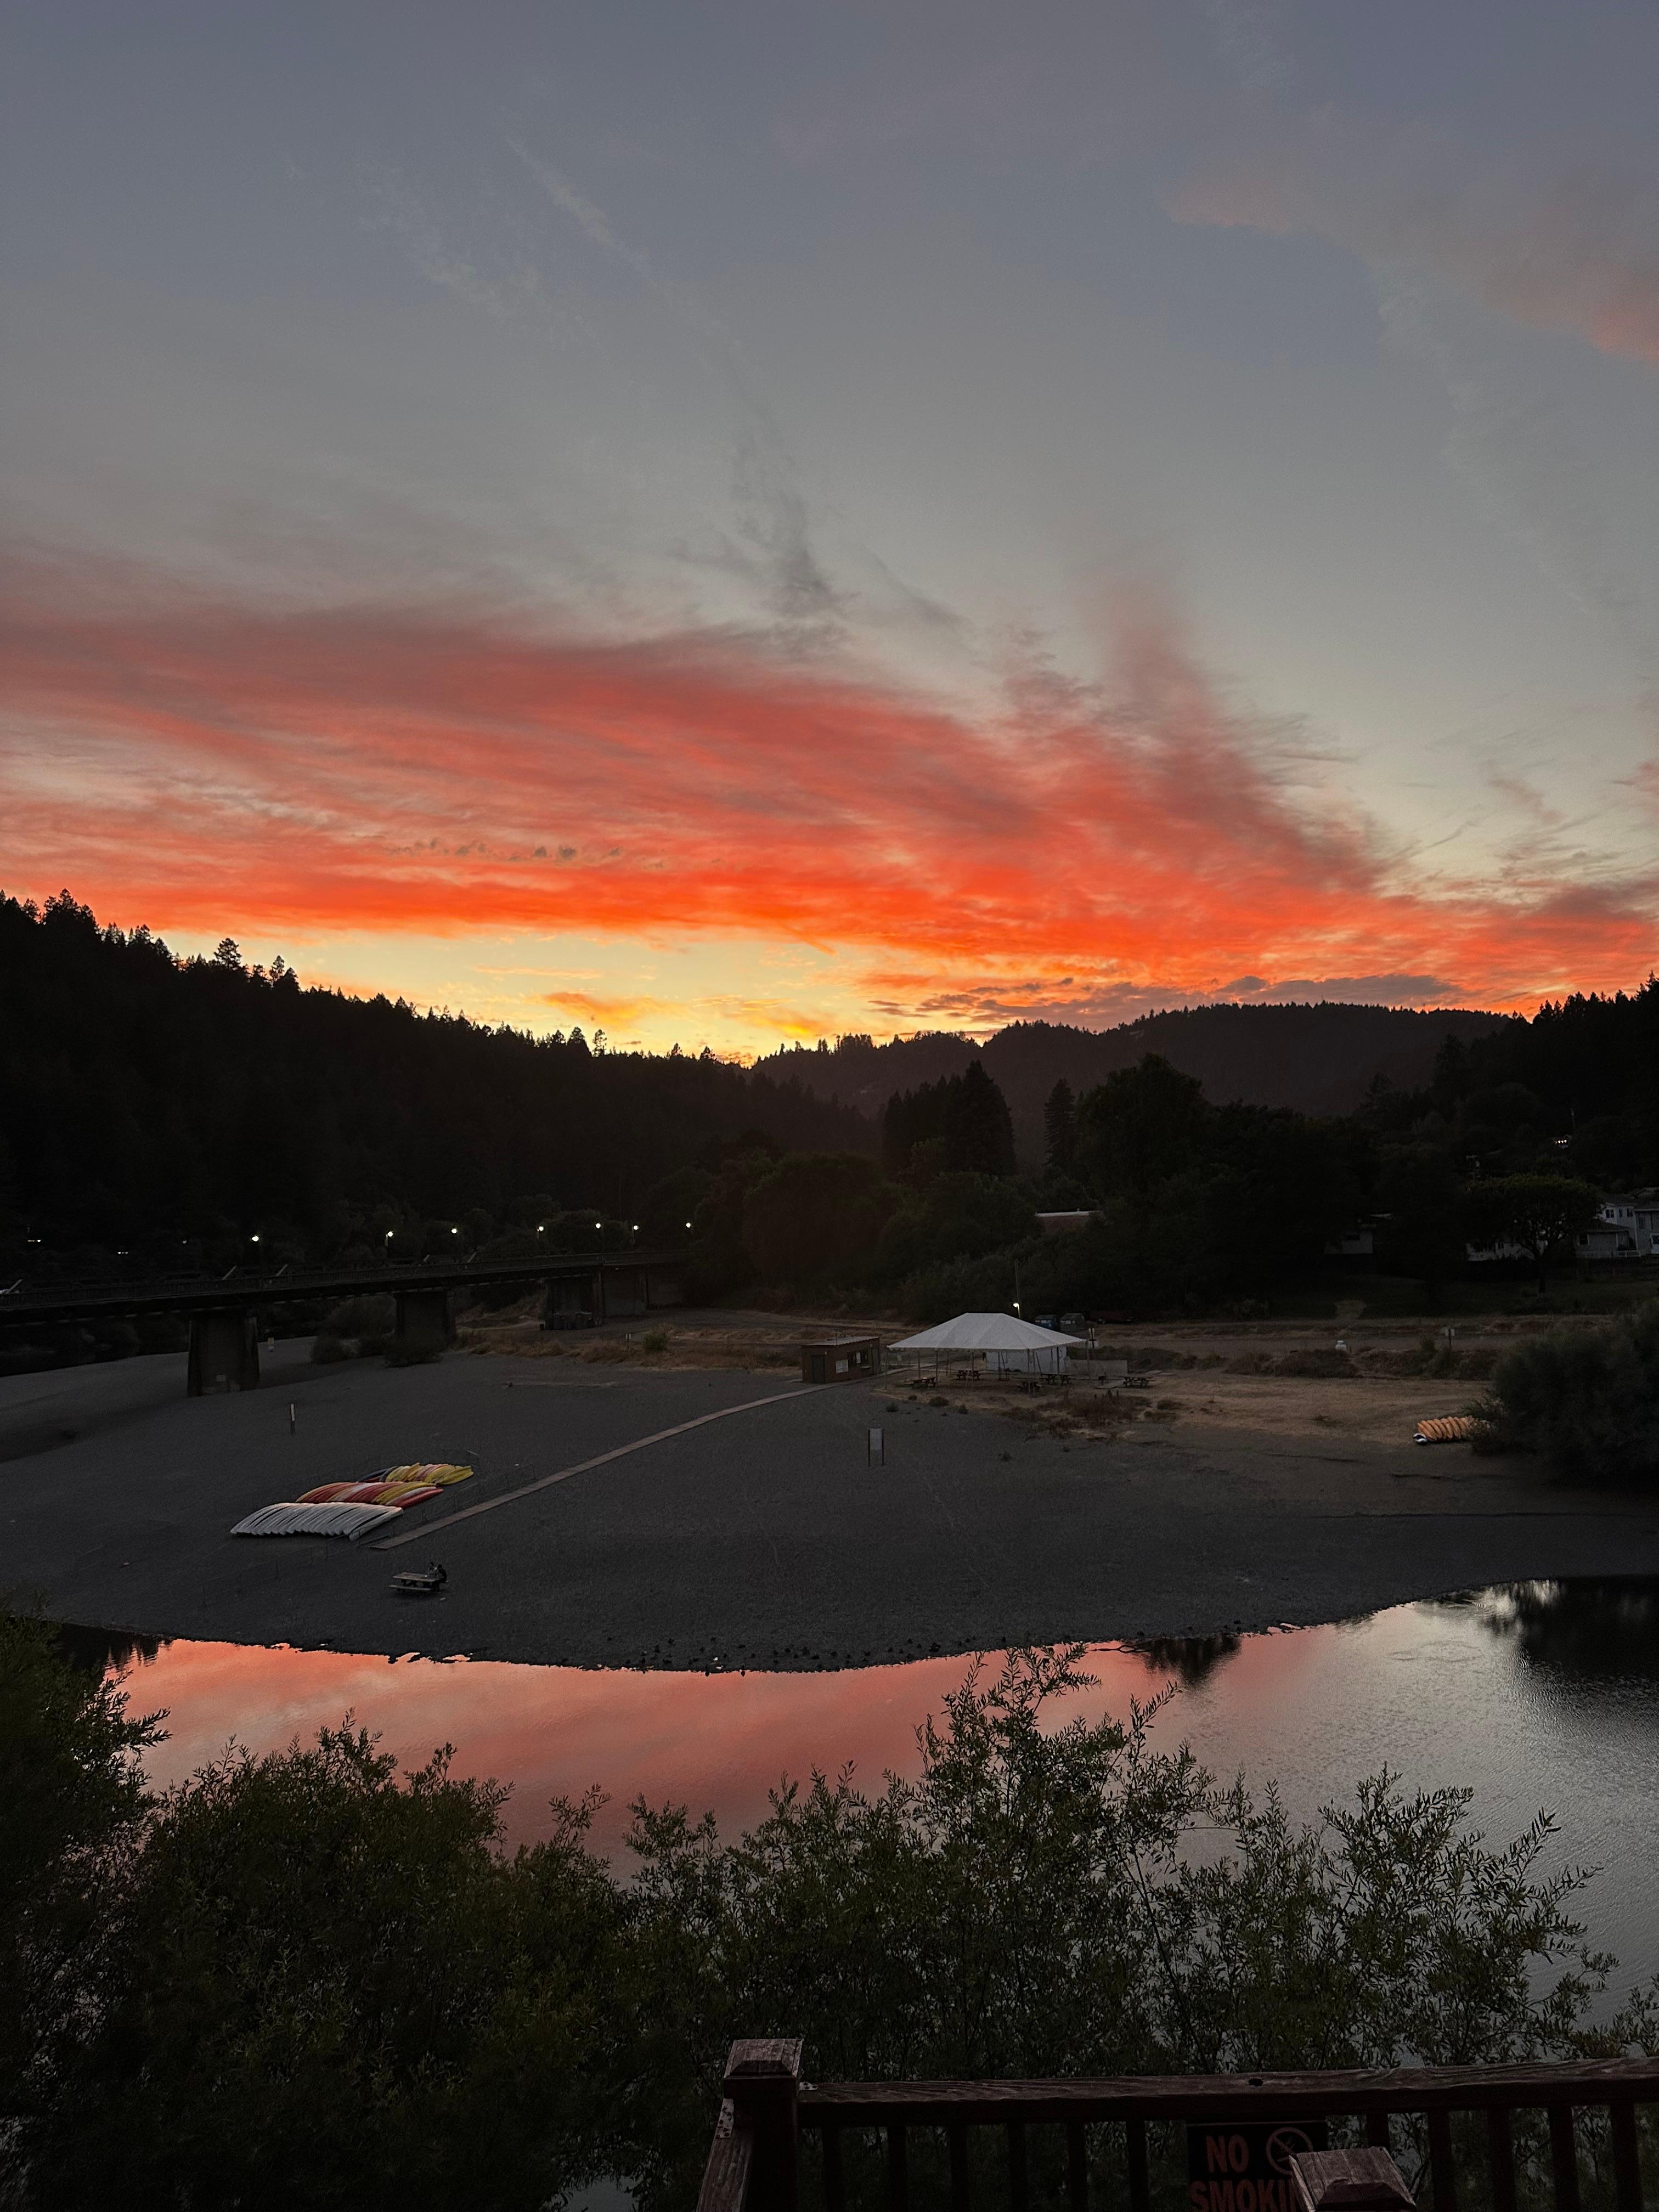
[1575,1190,1659,1261]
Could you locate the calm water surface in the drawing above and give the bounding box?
[78,1581,1659,2001]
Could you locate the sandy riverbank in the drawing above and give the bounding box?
[453,1305,1521,1449]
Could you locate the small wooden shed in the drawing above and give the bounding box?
[800,1334,884,1385]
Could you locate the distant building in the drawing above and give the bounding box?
[800,1334,884,1384]
[1323,1223,1376,1259]
[1576,1192,1658,1262]
[1035,1210,1093,1236]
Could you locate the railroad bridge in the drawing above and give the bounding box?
[0,1251,686,1396]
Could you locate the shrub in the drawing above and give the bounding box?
[1,1613,160,2169]
[640,1328,669,1355]
[1073,1392,1136,1426]
[31,1730,630,2209]
[1476,1303,1659,1484]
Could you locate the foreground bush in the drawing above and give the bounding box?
[623,1651,1627,2196]
[1477,1303,1659,1483]
[0,1610,161,2136]
[3,1619,1656,2211]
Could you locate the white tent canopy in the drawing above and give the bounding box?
[890,1311,1084,1374]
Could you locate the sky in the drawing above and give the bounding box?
[3,0,1657,1056]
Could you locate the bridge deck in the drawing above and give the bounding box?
[0,1252,683,1328]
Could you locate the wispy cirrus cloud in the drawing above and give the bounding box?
[1174,125,1659,370]
[2,546,1655,1034]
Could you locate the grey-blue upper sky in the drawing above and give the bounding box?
[4,0,1657,1046]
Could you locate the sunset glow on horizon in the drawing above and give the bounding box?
[4,3,1656,1053]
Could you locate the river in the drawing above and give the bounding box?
[68,1577,1659,2005]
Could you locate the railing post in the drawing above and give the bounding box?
[1548,2106,1580,2212]
[1125,2117,1150,2212]
[949,2120,970,2212]
[1427,2110,1457,2212]
[725,2039,803,2212]
[1610,2101,1643,2212]
[1066,2122,1089,2212]
[1486,2107,1517,2212]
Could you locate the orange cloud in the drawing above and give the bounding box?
[2,550,1654,1022]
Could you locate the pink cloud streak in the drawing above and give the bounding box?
[2,550,1654,1020]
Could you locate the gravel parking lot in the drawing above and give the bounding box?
[5,1339,1658,1668]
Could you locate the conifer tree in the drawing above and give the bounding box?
[1043,1076,1077,1172]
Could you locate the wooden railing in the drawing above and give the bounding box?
[698,2042,1659,2212]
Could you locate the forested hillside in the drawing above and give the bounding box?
[5,890,1654,1323]
[757,1003,1514,1163]
[0,893,872,1274]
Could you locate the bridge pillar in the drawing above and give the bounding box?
[187,1309,261,1395]
[541,1273,602,1327]
[393,1286,454,1358]
[602,1263,650,1318]
[645,1262,686,1308]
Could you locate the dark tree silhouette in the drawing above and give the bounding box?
[883,1062,1016,1179]
[0,891,873,1273]
[1043,1076,1077,1172]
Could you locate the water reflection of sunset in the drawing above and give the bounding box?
[84,1593,1659,1991]
[112,1635,1246,1854]
[89,1594,1602,1849]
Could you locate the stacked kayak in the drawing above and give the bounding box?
[232,1463,472,1537]
[230,1501,402,1540]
